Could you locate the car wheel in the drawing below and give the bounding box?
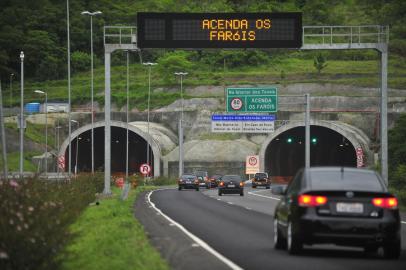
[287,221,302,255]
[178,186,182,191]
[218,191,222,196]
[252,185,256,188]
[274,217,285,249]
[266,185,270,189]
[240,192,244,196]
[383,240,401,259]
[196,187,199,191]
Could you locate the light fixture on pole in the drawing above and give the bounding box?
[9,73,14,108]
[34,90,48,176]
[143,62,157,170]
[81,10,102,174]
[174,72,188,178]
[19,51,24,179]
[71,119,79,176]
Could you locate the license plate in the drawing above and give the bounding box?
[336,202,364,213]
[186,181,191,184]
[228,184,235,188]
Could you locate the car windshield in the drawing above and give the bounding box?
[255,173,267,178]
[222,175,242,182]
[181,175,196,180]
[309,170,384,191]
[195,171,207,177]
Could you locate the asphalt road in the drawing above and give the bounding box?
[141,186,406,270]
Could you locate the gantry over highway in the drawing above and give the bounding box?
[93,13,390,194]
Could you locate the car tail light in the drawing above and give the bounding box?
[219,181,225,187]
[298,194,328,207]
[239,182,244,187]
[194,179,199,184]
[372,197,398,209]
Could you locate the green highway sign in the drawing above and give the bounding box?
[226,87,278,113]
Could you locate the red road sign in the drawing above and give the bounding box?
[58,156,65,171]
[139,163,152,175]
[230,97,243,111]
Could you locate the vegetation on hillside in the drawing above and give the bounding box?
[0,0,405,82]
[388,114,406,206]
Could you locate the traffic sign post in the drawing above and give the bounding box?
[211,114,275,133]
[139,163,151,176]
[226,87,278,113]
[246,155,260,174]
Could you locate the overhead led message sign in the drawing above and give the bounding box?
[137,12,302,48]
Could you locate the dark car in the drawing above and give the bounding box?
[195,170,209,188]
[218,175,244,196]
[207,174,222,188]
[273,167,401,259]
[252,172,271,189]
[178,174,199,191]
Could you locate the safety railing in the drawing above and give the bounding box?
[104,26,137,45]
[303,25,389,45]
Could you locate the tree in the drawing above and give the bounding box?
[313,53,327,74]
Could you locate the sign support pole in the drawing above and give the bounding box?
[305,94,310,168]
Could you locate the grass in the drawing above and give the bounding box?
[60,186,169,270]
[0,151,40,172]
[4,55,406,111]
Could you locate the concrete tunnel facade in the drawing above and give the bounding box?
[58,121,161,176]
[259,120,372,181]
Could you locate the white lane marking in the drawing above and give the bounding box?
[217,198,222,201]
[245,207,252,210]
[248,190,280,201]
[147,189,243,270]
[402,221,406,225]
[227,202,234,205]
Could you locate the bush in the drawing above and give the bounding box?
[0,174,103,270]
[71,51,91,74]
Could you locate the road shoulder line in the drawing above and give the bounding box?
[147,189,244,270]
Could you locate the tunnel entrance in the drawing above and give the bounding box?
[264,126,357,180]
[64,126,154,174]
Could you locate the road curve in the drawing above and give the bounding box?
[139,187,406,270]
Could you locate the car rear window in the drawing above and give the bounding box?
[309,170,384,191]
[222,175,242,182]
[255,173,267,178]
[181,175,196,180]
[195,171,207,176]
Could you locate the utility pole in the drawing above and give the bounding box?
[19,51,24,179]
[0,81,8,179]
[9,73,14,108]
[67,0,72,178]
[143,62,157,170]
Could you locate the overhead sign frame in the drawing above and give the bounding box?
[137,12,302,49]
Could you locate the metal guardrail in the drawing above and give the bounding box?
[303,25,389,45]
[104,26,137,45]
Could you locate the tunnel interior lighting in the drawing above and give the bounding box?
[311,137,317,144]
[286,137,293,144]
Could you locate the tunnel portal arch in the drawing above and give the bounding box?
[58,121,161,176]
[259,120,371,181]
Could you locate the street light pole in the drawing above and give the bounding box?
[81,10,102,174]
[35,90,48,175]
[143,62,157,169]
[125,51,130,181]
[174,72,188,177]
[9,73,14,108]
[0,81,8,179]
[19,51,24,179]
[67,0,72,178]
